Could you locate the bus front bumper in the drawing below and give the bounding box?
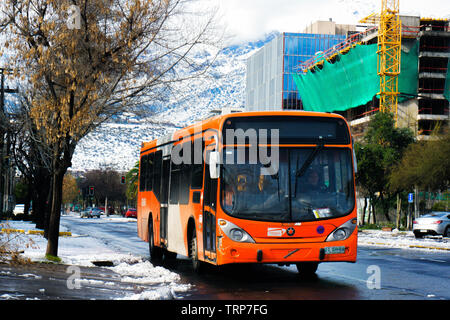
[216,232,357,266]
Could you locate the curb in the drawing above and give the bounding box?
[360,241,450,251]
[1,228,25,234]
[1,229,72,237]
[408,245,450,251]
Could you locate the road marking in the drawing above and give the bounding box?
[360,241,450,251]
[419,257,447,263]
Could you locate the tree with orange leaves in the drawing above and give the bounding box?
[0,0,220,257]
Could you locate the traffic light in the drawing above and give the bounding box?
[89,186,94,196]
[121,175,126,184]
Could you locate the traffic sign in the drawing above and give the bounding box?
[408,193,413,203]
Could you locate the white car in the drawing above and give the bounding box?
[13,204,25,215]
[413,212,450,238]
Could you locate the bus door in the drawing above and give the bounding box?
[159,156,171,246]
[203,148,217,262]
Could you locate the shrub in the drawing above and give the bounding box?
[0,221,36,265]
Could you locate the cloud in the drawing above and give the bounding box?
[215,0,450,45]
[217,0,334,44]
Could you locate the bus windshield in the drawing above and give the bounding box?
[220,147,355,222]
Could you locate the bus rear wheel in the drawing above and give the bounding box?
[296,262,319,277]
[163,250,177,260]
[149,219,163,262]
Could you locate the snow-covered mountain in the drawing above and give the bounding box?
[70,33,278,172]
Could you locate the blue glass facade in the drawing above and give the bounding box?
[246,32,346,111]
[282,33,346,109]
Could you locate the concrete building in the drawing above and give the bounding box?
[303,19,356,36]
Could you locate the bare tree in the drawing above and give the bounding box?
[1,0,221,257]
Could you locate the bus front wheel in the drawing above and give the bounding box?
[190,230,203,273]
[296,262,319,277]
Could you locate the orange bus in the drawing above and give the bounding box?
[137,111,357,275]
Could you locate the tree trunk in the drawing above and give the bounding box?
[45,136,75,257]
[45,169,65,257]
[362,197,368,225]
[396,193,401,229]
[43,180,53,239]
[370,197,377,224]
[380,193,391,222]
[33,168,52,230]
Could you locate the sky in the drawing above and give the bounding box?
[215,0,450,44]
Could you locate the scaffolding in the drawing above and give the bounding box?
[298,26,378,74]
[376,0,402,124]
[292,42,418,114]
[297,0,403,124]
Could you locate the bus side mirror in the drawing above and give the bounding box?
[209,151,220,179]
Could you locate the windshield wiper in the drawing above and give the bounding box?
[295,142,324,179]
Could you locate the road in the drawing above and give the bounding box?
[58,215,450,300]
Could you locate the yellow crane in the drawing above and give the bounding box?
[360,0,401,125]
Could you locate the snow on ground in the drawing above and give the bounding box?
[0,217,191,300]
[1,217,449,300]
[358,229,450,251]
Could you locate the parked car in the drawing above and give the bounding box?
[91,208,103,218]
[80,207,103,218]
[125,208,137,218]
[413,211,450,238]
[13,204,25,215]
[99,206,114,215]
[80,207,91,218]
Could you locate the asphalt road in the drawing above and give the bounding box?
[1,215,449,300]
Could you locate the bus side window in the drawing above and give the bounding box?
[146,153,154,192]
[139,154,148,192]
[178,142,192,205]
[153,151,162,200]
[160,158,170,204]
[191,165,203,189]
[204,163,217,210]
[191,139,204,189]
[179,164,191,205]
[169,162,180,204]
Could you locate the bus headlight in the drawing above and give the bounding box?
[218,219,255,243]
[326,218,357,242]
[230,228,244,241]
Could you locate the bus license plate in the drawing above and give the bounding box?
[324,246,345,254]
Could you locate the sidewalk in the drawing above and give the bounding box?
[1,218,192,300]
[358,229,450,251]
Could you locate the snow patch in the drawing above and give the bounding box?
[107,259,192,300]
[1,217,192,300]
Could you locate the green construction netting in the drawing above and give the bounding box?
[293,41,419,112]
[445,57,450,102]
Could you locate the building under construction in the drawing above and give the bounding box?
[328,17,449,140]
[245,17,450,140]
